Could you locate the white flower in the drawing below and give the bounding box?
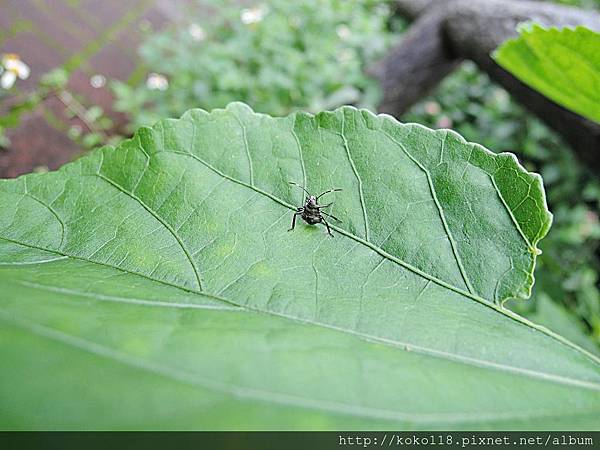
[90,74,106,88]
[336,25,351,40]
[241,5,267,25]
[188,23,206,41]
[1,70,16,90]
[3,54,30,79]
[1,53,30,89]
[146,73,169,91]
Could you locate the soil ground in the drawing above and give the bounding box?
[0,0,182,178]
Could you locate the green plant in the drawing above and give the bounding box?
[112,0,403,130]
[553,0,600,8]
[0,67,119,154]
[0,54,35,150]
[2,103,600,430]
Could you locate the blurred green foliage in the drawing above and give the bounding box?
[553,0,600,8]
[112,0,404,130]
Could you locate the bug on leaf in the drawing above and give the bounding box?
[288,181,342,237]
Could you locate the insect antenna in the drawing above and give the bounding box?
[316,188,342,200]
[289,181,311,196]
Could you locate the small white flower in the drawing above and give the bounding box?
[90,74,106,88]
[336,25,351,40]
[241,5,267,25]
[1,53,30,89]
[3,54,30,79]
[188,23,206,41]
[1,70,16,89]
[146,73,169,91]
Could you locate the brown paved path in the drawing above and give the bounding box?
[0,0,174,178]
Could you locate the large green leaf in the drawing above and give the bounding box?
[1,103,599,430]
[493,24,600,124]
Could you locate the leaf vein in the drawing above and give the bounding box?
[340,114,371,241]
[4,313,599,423]
[291,116,307,190]
[2,234,600,385]
[94,172,203,291]
[23,177,66,250]
[231,114,254,185]
[382,129,475,295]
[490,175,534,250]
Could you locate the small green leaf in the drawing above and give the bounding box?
[494,24,600,124]
[1,104,599,430]
[39,68,69,89]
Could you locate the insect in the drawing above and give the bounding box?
[288,181,342,237]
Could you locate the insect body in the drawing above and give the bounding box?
[288,182,342,237]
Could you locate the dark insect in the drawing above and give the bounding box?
[288,181,342,237]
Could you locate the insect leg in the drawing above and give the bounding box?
[321,217,334,237]
[316,188,342,200]
[321,211,341,222]
[288,212,301,231]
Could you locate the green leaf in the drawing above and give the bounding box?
[1,103,599,430]
[493,24,600,124]
[527,294,600,357]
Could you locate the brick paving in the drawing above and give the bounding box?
[0,0,174,178]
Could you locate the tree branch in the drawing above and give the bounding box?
[373,0,600,172]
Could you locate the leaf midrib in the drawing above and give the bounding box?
[1,112,598,388]
[164,148,481,301]
[3,161,600,392]
[161,147,599,369]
